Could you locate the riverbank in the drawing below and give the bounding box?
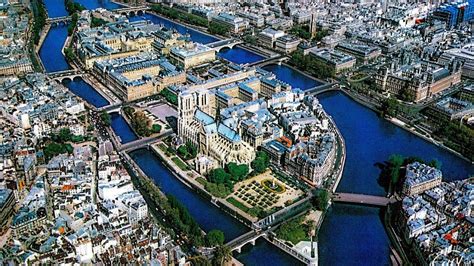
[337,88,473,165]
[149,143,258,226]
[141,9,219,43]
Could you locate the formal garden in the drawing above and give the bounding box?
[226,171,305,218]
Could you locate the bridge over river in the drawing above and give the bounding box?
[332,193,398,207]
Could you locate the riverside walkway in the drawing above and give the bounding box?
[332,193,397,207]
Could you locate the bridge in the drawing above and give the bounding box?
[206,39,243,52]
[46,16,71,25]
[115,6,149,17]
[98,103,122,113]
[118,130,173,152]
[47,69,85,83]
[226,230,266,253]
[247,55,288,68]
[332,193,397,207]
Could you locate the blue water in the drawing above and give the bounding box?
[318,91,474,196]
[39,24,70,73]
[235,238,303,266]
[43,0,69,17]
[62,78,109,108]
[128,14,218,44]
[128,13,264,64]
[130,148,247,240]
[110,113,138,144]
[263,64,323,91]
[263,64,473,265]
[218,47,265,64]
[130,149,298,264]
[74,0,122,10]
[318,204,390,266]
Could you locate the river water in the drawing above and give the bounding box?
[40,2,473,265]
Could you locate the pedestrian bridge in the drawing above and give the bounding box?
[332,193,397,207]
[225,230,266,253]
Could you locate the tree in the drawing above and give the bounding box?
[177,142,198,160]
[312,189,329,211]
[58,128,72,142]
[226,163,249,181]
[428,159,442,170]
[388,154,404,185]
[314,29,329,42]
[290,25,311,40]
[160,88,178,105]
[130,111,152,137]
[64,47,76,62]
[208,21,230,36]
[44,142,74,161]
[248,206,265,218]
[151,124,162,133]
[100,111,111,126]
[208,168,230,185]
[188,256,211,266]
[212,245,232,266]
[289,51,335,79]
[380,98,400,117]
[251,151,270,174]
[91,17,107,28]
[177,145,190,159]
[244,35,257,45]
[205,230,225,247]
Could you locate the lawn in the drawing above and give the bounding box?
[158,143,168,152]
[171,157,189,171]
[227,197,249,212]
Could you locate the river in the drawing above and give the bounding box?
[129,148,302,265]
[39,2,473,265]
[62,78,110,108]
[110,112,138,144]
[39,24,70,73]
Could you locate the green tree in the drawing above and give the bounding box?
[177,142,197,160]
[251,151,270,174]
[58,128,72,142]
[212,245,232,266]
[380,98,400,117]
[289,51,335,79]
[244,35,257,45]
[205,229,225,247]
[208,21,230,36]
[226,162,249,181]
[188,256,211,266]
[312,189,329,211]
[428,159,442,170]
[91,17,107,28]
[100,111,111,126]
[151,124,162,133]
[160,88,178,105]
[314,29,329,42]
[208,168,230,185]
[177,145,190,159]
[290,25,311,40]
[388,154,404,185]
[130,111,152,137]
[44,142,74,161]
[64,47,75,62]
[31,0,47,45]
